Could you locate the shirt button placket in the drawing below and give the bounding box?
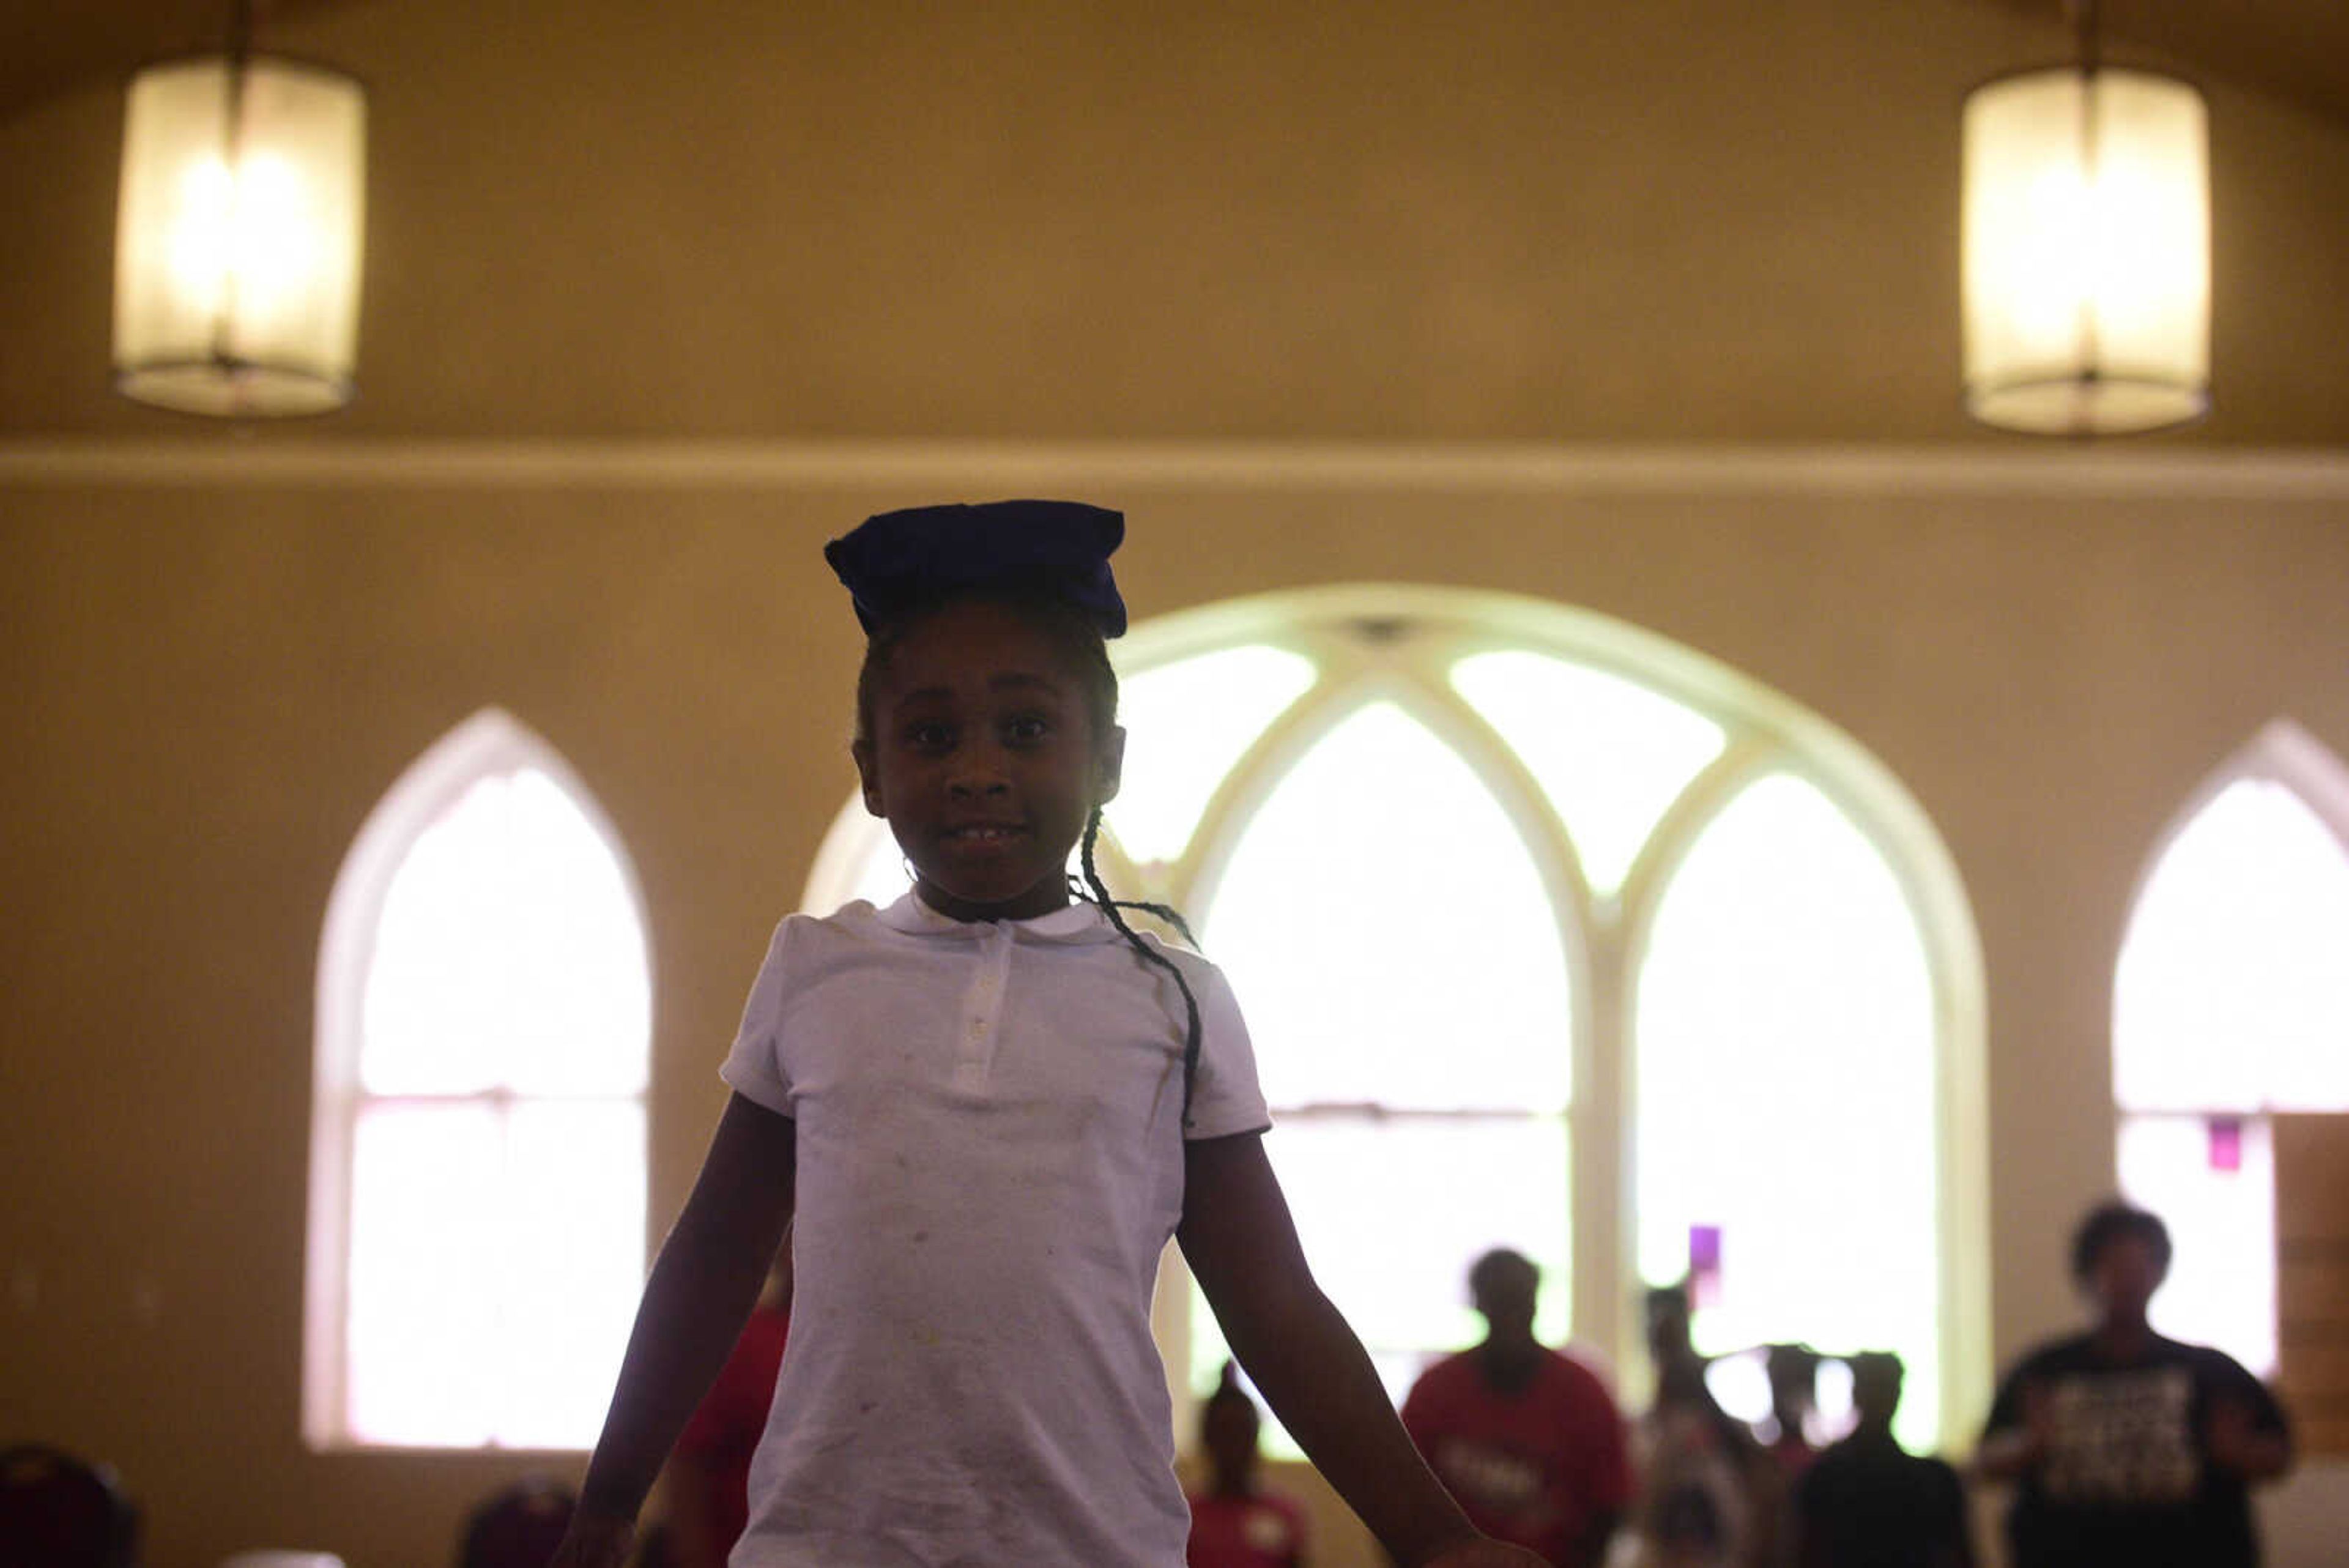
[952,924,1012,1093]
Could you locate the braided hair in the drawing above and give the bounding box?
[1078,806,1204,1126]
[855,581,1205,1124]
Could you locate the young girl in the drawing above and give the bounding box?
[552,500,1539,1568]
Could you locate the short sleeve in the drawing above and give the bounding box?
[1181,958,1272,1142]
[718,920,796,1117]
[1981,1349,2041,1441]
[2200,1348,2292,1438]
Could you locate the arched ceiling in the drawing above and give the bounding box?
[4,1,2342,445]
[10,1,2345,129]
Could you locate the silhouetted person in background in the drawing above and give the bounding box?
[1760,1344,1821,1483]
[1401,1250,1631,1568]
[1185,1362,1310,1568]
[1978,1200,2293,1568]
[1627,1283,1767,1568]
[1794,1352,1972,1568]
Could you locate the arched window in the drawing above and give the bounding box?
[2114,720,2349,1375]
[805,587,1984,1451]
[306,710,651,1449]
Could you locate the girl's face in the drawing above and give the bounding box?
[853,599,1123,922]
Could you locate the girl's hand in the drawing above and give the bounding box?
[546,1507,634,1568]
[1417,1540,1553,1568]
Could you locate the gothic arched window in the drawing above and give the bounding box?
[807,587,1983,1451]
[2115,720,2349,1375]
[307,710,651,1448]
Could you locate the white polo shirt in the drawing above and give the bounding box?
[719,893,1271,1568]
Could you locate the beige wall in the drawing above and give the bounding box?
[4,454,2346,1566]
[3,1,2348,1565]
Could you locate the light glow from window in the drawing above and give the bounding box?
[1110,645,1316,866]
[1452,652,1726,899]
[360,769,648,1098]
[2112,767,2349,1378]
[1635,773,1941,1448]
[1206,701,1573,1112]
[2117,1113,2277,1375]
[1195,699,1575,1457]
[2115,778,2349,1112]
[330,741,650,1449]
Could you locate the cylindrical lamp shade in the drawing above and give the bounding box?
[1961,67,2208,435]
[114,56,366,416]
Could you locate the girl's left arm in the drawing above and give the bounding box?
[1178,1131,1547,1568]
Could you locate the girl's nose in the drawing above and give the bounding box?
[947,754,1011,797]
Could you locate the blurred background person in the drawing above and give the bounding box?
[1977,1200,2292,1568]
[1759,1344,1822,1485]
[1400,1249,1631,1568]
[658,1238,792,1568]
[1626,1282,1768,1568]
[1186,1362,1310,1568]
[1793,1351,1971,1568]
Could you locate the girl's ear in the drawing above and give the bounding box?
[1094,723,1126,806]
[852,740,886,817]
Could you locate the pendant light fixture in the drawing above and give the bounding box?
[114,0,367,416]
[1961,0,2210,435]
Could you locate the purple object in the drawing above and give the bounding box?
[2208,1115,2243,1173]
[1688,1224,1723,1307]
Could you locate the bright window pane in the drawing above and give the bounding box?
[347,1101,646,1447]
[1206,702,1573,1111]
[361,768,649,1097]
[495,1101,647,1446]
[1635,773,1940,1447]
[1192,1114,1570,1454]
[2118,1113,2277,1374]
[2115,779,2349,1112]
[347,1104,502,1445]
[1452,652,1726,899]
[1109,645,1316,865]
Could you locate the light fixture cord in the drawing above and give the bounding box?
[212,0,258,373]
[2068,0,2100,78]
[2066,0,2105,430]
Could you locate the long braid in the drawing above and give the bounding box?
[1078,807,1203,1126]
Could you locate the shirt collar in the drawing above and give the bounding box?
[872,890,1115,943]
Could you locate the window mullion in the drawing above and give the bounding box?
[1577,916,1627,1377]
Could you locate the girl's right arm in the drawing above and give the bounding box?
[552,1091,799,1568]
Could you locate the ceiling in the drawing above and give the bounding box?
[6,1,2349,130]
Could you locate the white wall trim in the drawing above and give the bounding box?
[4,438,2348,499]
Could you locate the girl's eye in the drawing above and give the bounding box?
[906,721,953,750]
[1004,715,1052,744]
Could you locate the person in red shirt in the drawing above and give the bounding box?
[1186,1362,1311,1568]
[661,1244,791,1568]
[1402,1250,1634,1568]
